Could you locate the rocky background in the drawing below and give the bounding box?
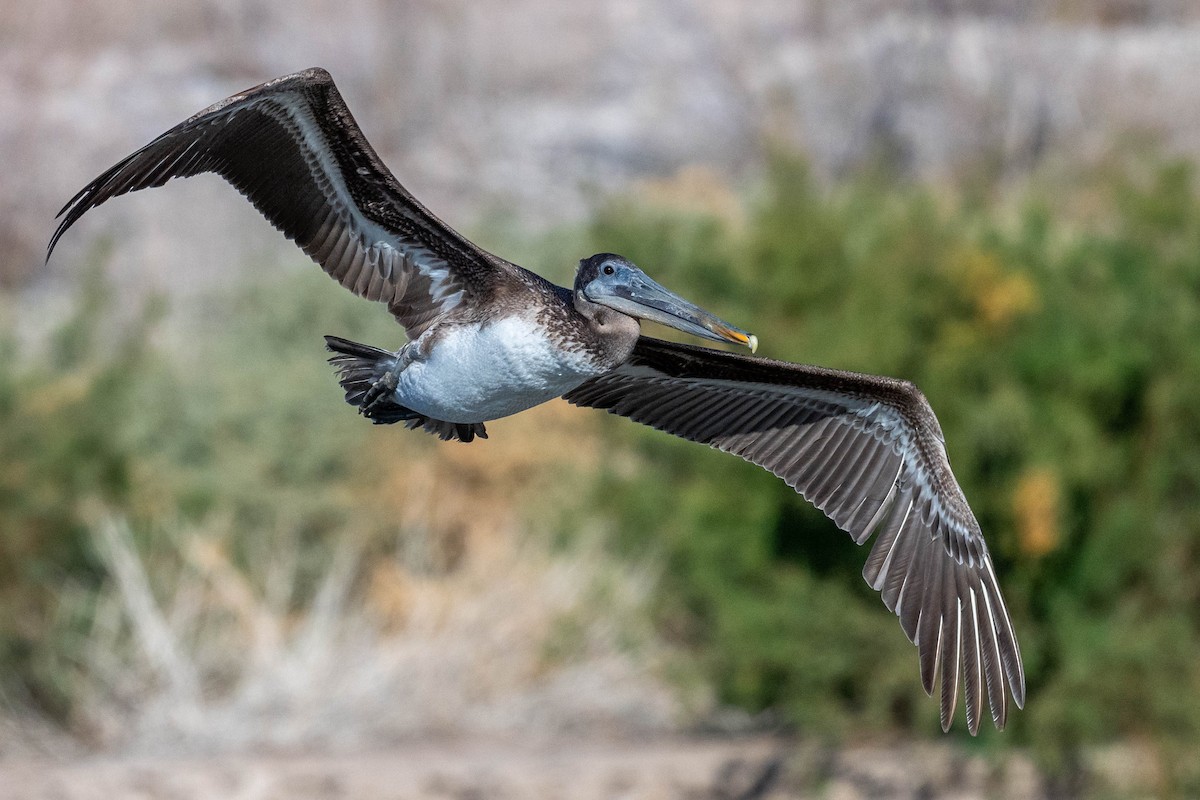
[5,0,1200,292]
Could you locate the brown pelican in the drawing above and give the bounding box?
[48,68,1024,734]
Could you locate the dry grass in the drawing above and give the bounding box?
[58,512,674,755]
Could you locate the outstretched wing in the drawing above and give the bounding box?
[49,68,518,338]
[564,337,1025,734]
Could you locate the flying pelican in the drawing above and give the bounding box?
[48,68,1024,734]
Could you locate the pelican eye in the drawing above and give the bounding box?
[603,264,615,275]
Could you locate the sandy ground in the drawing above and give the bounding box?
[0,738,784,800]
[0,736,1052,800]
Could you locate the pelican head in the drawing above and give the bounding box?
[575,254,758,352]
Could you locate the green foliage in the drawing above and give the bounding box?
[587,154,1200,763]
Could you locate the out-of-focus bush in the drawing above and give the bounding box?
[586,155,1200,778]
[1,266,162,716]
[0,265,376,715]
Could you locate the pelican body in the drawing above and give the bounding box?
[322,253,751,441]
[49,68,1024,734]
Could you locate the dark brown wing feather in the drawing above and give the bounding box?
[564,337,1025,734]
[48,68,520,338]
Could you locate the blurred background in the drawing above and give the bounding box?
[4,1,1200,797]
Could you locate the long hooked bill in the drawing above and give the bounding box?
[587,272,759,353]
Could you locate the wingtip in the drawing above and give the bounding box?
[46,227,65,264]
[920,661,936,697]
[47,198,81,262]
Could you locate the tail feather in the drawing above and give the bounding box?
[324,335,396,408]
[323,335,488,443]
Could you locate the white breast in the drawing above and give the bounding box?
[395,316,601,423]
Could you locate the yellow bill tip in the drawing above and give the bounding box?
[708,323,758,353]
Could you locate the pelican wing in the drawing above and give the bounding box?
[49,68,515,338]
[565,337,1025,734]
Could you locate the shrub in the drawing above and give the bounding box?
[586,155,1200,771]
